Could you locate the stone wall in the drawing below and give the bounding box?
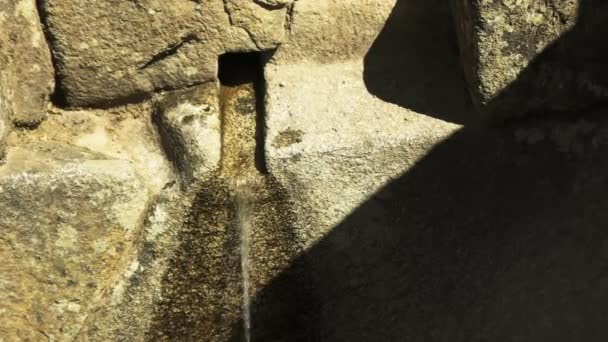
[2,0,608,341]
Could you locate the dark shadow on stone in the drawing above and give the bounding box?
[363,0,476,125]
[227,1,608,340]
[239,117,608,341]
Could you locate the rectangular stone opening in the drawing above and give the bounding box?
[218,52,271,174]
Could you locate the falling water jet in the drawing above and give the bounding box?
[218,51,268,341]
[234,180,254,342]
[147,50,302,341]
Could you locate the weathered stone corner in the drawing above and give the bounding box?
[0,0,54,127]
[451,0,608,120]
[153,83,222,185]
[0,142,150,340]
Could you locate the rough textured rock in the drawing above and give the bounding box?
[0,102,172,340]
[452,0,608,120]
[39,0,290,107]
[74,187,193,341]
[0,0,54,126]
[0,142,150,340]
[0,101,6,159]
[273,0,395,62]
[6,102,174,193]
[153,83,222,185]
[224,0,289,49]
[259,60,458,341]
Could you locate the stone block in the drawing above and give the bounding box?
[0,0,54,126]
[0,142,150,340]
[452,0,608,120]
[258,58,608,340]
[40,0,290,107]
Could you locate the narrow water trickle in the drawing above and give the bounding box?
[149,50,302,341]
[218,51,268,342]
[235,181,253,342]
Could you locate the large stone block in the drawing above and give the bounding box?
[259,56,460,340]
[257,58,608,340]
[0,0,54,126]
[452,0,608,120]
[0,142,150,340]
[40,0,290,107]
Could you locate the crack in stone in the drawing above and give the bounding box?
[222,0,263,50]
[253,0,287,11]
[37,329,51,340]
[34,0,64,107]
[222,0,235,26]
[139,34,200,70]
[240,27,263,50]
[284,0,297,32]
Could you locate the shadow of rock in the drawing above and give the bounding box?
[245,117,608,341]
[363,0,475,125]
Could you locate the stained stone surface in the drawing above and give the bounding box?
[39,0,291,107]
[452,0,608,120]
[0,142,150,341]
[0,0,54,126]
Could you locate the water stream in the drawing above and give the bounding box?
[219,52,267,342]
[234,181,254,342]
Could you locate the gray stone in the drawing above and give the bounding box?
[0,0,54,126]
[452,0,608,120]
[40,0,289,107]
[0,142,150,340]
